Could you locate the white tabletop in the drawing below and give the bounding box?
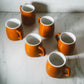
[0,12,84,84]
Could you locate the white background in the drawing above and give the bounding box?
[0,0,84,84]
[0,0,84,12]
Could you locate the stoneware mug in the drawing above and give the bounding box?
[6,18,23,41]
[38,16,54,38]
[56,32,76,55]
[46,51,70,78]
[20,3,35,25]
[25,33,46,57]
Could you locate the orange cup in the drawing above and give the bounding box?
[46,51,70,78]
[25,33,46,57]
[38,16,54,38]
[6,18,23,41]
[56,32,76,55]
[20,3,35,25]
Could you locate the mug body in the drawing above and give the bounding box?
[46,51,67,78]
[57,32,76,55]
[39,16,54,38]
[25,33,42,57]
[20,4,35,25]
[6,18,23,41]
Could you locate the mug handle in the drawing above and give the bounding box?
[16,30,22,40]
[56,33,61,41]
[64,67,70,77]
[38,46,45,56]
[38,17,41,23]
[20,5,22,11]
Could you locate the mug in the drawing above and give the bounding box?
[46,51,70,78]
[38,16,54,38]
[56,32,76,55]
[6,18,23,41]
[25,33,46,57]
[20,3,35,25]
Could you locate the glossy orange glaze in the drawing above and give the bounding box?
[6,25,23,41]
[57,39,75,55]
[20,5,35,25]
[56,33,75,55]
[46,60,70,78]
[25,43,45,57]
[38,17,54,38]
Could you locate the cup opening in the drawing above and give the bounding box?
[60,32,76,44]
[40,16,54,26]
[6,18,21,29]
[22,4,35,12]
[26,33,41,46]
[48,52,66,68]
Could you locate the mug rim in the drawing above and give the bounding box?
[5,18,21,29]
[48,51,66,68]
[22,4,35,13]
[25,33,41,46]
[60,32,76,45]
[40,16,54,26]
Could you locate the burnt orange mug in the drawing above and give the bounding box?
[25,33,46,57]
[38,16,54,38]
[20,3,35,25]
[46,51,70,78]
[56,32,76,55]
[6,18,23,41]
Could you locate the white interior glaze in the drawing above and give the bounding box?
[60,32,76,45]
[22,4,35,12]
[48,51,66,68]
[25,33,41,46]
[5,18,21,29]
[40,16,54,26]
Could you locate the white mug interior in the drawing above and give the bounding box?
[22,4,35,12]
[6,18,21,29]
[48,51,66,68]
[60,32,76,44]
[26,33,41,46]
[40,16,54,26]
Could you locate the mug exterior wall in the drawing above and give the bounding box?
[20,5,35,25]
[39,23,54,38]
[6,25,23,41]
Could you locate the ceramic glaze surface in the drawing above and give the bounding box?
[38,16,54,38]
[56,32,76,55]
[6,19,23,41]
[20,4,35,25]
[49,53,64,66]
[25,34,45,57]
[46,52,70,78]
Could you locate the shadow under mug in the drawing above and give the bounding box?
[20,3,35,25]
[56,32,76,55]
[6,18,23,41]
[25,33,46,57]
[38,16,54,38]
[46,51,70,78]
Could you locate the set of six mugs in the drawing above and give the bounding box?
[5,3,76,78]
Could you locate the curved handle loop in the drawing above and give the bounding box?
[38,17,41,23]
[56,33,61,41]
[38,46,45,56]
[16,30,22,40]
[20,5,22,11]
[64,67,70,77]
